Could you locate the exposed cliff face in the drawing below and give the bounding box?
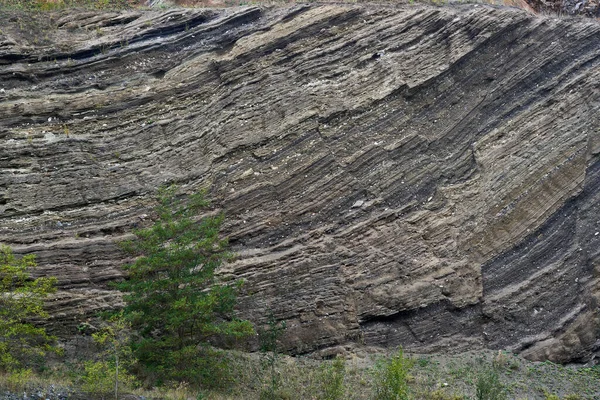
[0,4,599,363]
[526,0,600,17]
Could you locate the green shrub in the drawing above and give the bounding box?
[167,345,232,389]
[3,368,32,392]
[475,368,507,400]
[372,347,414,400]
[81,360,136,396]
[318,356,346,400]
[0,245,59,372]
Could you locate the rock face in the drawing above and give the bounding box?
[526,0,599,17]
[0,4,599,363]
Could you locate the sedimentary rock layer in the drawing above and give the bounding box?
[0,4,598,362]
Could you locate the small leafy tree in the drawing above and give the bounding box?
[258,311,286,400]
[82,311,137,399]
[115,186,253,386]
[0,245,58,372]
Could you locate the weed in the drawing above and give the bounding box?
[475,368,507,400]
[492,351,508,369]
[543,392,560,400]
[3,369,32,392]
[416,357,431,368]
[424,389,465,400]
[372,347,414,400]
[318,356,346,400]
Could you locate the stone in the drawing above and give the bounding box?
[0,4,598,362]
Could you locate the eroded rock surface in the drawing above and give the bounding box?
[0,4,599,362]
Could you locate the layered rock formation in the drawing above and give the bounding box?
[525,0,599,17]
[0,3,599,362]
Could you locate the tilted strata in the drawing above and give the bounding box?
[0,4,598,362]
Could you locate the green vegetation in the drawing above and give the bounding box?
[475,368,506,400]
[318,356,346,400]
[0,341,599,398]
[0,0,138,11]
[1,193,598,399]
[82,312,138,397]
[258,312,287,399]
[372,347,414,400]
[0,245,59,373]
[0,188,256,397]
[115,186,254,387]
